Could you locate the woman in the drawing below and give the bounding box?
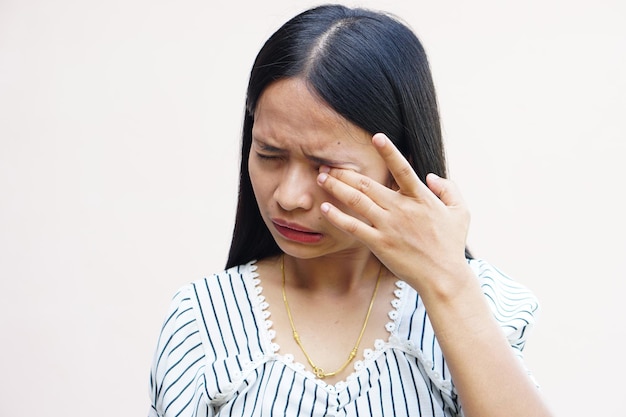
[149,5,552,417]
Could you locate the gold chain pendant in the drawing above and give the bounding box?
[281,255,382,379]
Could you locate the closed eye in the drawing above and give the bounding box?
[251,138,285,160]
[255,151,283,161]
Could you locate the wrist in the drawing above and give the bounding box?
[412,260,477,305]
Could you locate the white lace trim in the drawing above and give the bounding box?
[386,280,453,395]
[214,263,452,400]
[221,261,282,402]
[346,279,407,385]
[248,261,281,355]
[243,268,448,394]
[392,339,453,395]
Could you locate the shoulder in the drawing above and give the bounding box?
[466,258,540,356]
[468,259,539,323]
[187,261,259,298]
[155,260,261,347]
[150,261,263,416]
[160,262,257,313]
[174,261,263,331]
[396,258,540,353]
[154,261,259,336]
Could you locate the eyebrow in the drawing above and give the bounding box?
[255,141,283,153]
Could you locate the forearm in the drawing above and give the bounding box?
[415,264,553,417]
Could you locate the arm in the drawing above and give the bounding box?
[317,133,553,417]
[417,261,548,417]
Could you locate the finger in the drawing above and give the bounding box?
[371,133,429,197]
[425,173,466,207]
[322,167,395,210]
[317,171,384,224]
[320,202,380,243]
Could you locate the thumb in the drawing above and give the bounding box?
[425,173,464,207]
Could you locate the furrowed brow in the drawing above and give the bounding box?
[252,138,284,153]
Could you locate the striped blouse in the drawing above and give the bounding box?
[149,259,538,417]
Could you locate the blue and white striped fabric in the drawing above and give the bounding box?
[149,259,538,417]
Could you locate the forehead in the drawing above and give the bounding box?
[252,78,372,153]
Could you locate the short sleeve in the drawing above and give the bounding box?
[149,285,210,417]
[468,259,540,383]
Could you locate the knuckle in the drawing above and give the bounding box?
[332,168,344,179]
[397,164,414,179]
[347,191,362,207]
[345,219,360,234]
[356,176,372,193]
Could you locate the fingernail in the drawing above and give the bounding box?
[372,134,386,147]
[319,165,330,173]
[317,173,328,184]
[320,202,330,213]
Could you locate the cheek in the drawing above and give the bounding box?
[247,157,282,210]
[247,156,266,200]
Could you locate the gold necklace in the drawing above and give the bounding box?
[281,254,382,379]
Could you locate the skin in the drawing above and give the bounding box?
[249,77,553,416]
[249,77,397,383]
[250,77,394,265]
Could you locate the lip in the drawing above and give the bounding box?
[271,218,323,244]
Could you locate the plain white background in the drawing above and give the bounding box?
[1,0,624,415]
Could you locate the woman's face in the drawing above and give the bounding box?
[249,77,392,260]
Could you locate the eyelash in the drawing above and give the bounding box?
[255,152,327,171]
[256,152,277,159]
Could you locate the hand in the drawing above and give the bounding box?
[317,134,555,417]
[317,133,471,293]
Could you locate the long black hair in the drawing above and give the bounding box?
[227,5,466,268]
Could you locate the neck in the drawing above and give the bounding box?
[282,251,382,295]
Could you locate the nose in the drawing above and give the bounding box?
[274,164,315,212]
